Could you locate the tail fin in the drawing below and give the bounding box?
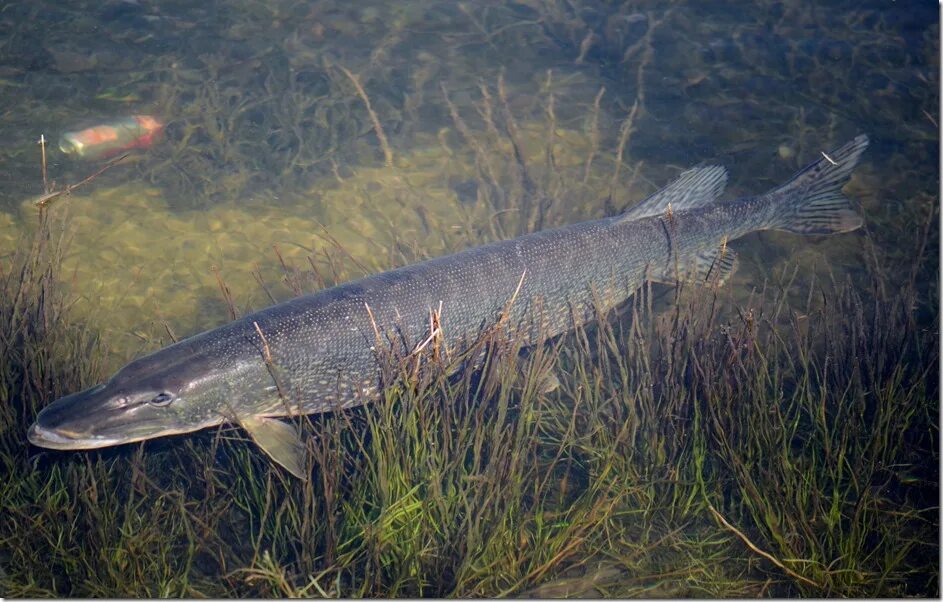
[769,135,869,234]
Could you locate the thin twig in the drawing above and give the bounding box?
[34,152,130,209]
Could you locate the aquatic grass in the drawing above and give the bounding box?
[4,112,939,601]
[0,208,104,451]
[1,8,938,595]
[1,199,937,598]
[189,239,934,598]
[690,257,938,595]
[1,442,209,596]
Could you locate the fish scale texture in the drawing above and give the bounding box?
[110,135,869,416]
[27,136,869,458]
[175,214,681,412]
[113,187,788,418]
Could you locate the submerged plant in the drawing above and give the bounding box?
[0,1,938,595]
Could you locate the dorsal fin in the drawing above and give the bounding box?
[619,165,728,223]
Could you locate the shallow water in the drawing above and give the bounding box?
[0,0,935,361]
[0,0,937,597]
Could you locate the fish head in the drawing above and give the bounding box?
[27,342,267,450]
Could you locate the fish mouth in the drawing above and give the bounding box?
[26,417,224,451]
[27,420,222,451]
[27,422,126,450]
[27,376,232,452]
[26,383,132,450]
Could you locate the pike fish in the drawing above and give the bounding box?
[28,135,870,479]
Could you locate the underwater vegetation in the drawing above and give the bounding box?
[0,0,937,598]
[0,188,937,597]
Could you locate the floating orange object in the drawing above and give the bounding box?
[59,115,163,159]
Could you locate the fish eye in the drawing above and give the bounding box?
[149,392,174,407]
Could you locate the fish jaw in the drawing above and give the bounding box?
[26,378,228,451]
[26,419,218,451]
[27,422,127,450]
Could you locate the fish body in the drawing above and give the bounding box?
[28,136,870,478]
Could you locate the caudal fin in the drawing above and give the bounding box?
[769,135,869,234]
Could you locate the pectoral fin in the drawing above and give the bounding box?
[240,416,307,480]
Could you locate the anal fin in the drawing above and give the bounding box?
[652,247,739,288]
[240,415,307,480]
[694,247,739,286]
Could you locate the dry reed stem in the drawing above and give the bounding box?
[306,255,327,291]
[272,244,302,296]
[338,65,394,168]
[161,320,178,343]
[542,70,557,188]
[253,321,274,365]
[583,86,606,183]
[477,82,502,143]
[497,72,538,228]
[212,265,237,321]
[623,10,667,107]
[38,134,48,194]
[411,301,444,357]
[607,10,670,200]
[314,220,370,275]
[707,502,819,588]
[497,269,527,328]
[251,263,277,304]
[609,100,639,199]
[363,302,383,349]
[497,73,528,179]
[575,30,596,64]
[922,109,937,127]
[429,300,446,361]
[441,82,503,203]
[253,320,289,407]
